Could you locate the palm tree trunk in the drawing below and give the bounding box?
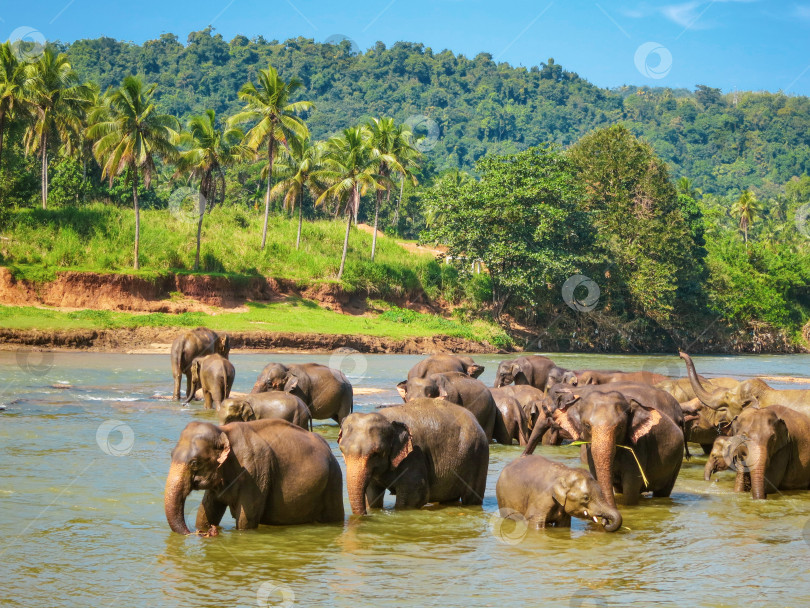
[194,191,204,271]
[371,189,382,261]
[133,171,140,270]
[0,109,6,175]
[296,192,303,250]
[261,138,275,250]
[337,189,357,280]
[40,132,48,210]
[392,175,405,226]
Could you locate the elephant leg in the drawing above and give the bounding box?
[652,475,678,498]
[460,465,487,506]
[620,471,643,506]
[203,390,214,410]
[392,463,429,509]
[365,480,386,510]
[233,502,260,530]
[172,375,181,401]
[527,514,549,529]
[734,469,748,492]
[185,372,192,399]
[195,490,228,531]
[701,443,714,455]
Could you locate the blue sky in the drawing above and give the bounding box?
[2,0,810,94]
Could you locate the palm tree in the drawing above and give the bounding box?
[0,42,27,174]
[22,48,92,208]
[366,117,419,260]
[86,75,178,269]
[731,190,761,244]
[174,109,244,270]
[229,64,312,250]
[315,126,380,280]
[269,135,321,250]
[391,139,422,229]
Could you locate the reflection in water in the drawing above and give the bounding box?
[1,351,810,607]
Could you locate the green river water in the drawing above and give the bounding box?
[2,351,809,607]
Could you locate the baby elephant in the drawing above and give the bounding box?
[219,391,312,430]
[496,455,622,531]
[185,354,235,410]
[704,436,734,481]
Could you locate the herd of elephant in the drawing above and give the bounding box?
[164,326,810,537]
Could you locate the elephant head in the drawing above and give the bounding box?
[215,334,231,358]
[252,363,291,394]
[545,367,579,391]
[729,406,789,499]
[553,469,623,532]
[338,412,413,515]
[219,398,256,425]
[459,357,485,379]
[577,371,600,386]
[679,352,766,418]
[164,421,231,535]
[494,360,522,388]
[396,377,439,401]
[704,436,734,481]
[552,391,664,508]
[184,359,204,404]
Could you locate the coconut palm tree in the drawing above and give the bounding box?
[22,48,92,208]
[229,64,312,249]
[315,126,380,280]
[731,190,761,244]
[269,135,322,250]
[86,75,178,269]
[391,138,422,230]
[366,117,419,260]
[0,42,28,174]
[174,109,245,270]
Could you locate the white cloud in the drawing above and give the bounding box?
[659,0,759,29]
[795,4,810,19]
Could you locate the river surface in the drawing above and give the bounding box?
[2,351,810,608]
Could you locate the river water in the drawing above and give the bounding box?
[2,351,810,608]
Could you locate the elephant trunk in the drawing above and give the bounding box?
[164,462,193,535]
[679,352,721,409]
[748,446,768,500]
[345,454,372,515]
[600,506,623,532]
[590,426,617,509]
[704,458,717,481]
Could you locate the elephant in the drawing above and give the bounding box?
[496,455,622,531]
[251,362,353,423]
[545,366,580,391]
[491,385,547,429]
[338,398,489,515]
[219,391,312,430]
[164,419,344,534]
[525,389,684,507]
[680,398,735,454]
[490,393,530,445]
[171,327,230,400]
[184,354,235,410]
[407,354,485,380]
[728,405,810,499]
[576,370,668,386]
[397,372,511,444]
[681,352,810,419]
[655,376,740,403]
[704,436,735,481]
[493,355,557,389]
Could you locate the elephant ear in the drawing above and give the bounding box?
[396,380,408,401]
[628,400,663,444]
[216,432,231,466]
[551,471,577,508]
[390,421,414,468]
[283,375,299,393]
[510,362,523,381]
[241,401,256,422]
[552,397,582,440]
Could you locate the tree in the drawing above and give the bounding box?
[269,134,321,249]
[229,64,312,249]
[0,42,27,174]
[731,190,761,245]
[366,117,419,260]
[315,126,380,280]
[423,146,593,319]
[174,109,244,270]
[86,75,178,269]
[22,48,92,208]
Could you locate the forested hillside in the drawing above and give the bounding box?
[59,29,809,194]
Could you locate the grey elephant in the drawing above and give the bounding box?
[496,455,622,531]
[704,436,734,481]
[184,354,235,410]
[338,398,489,515]
[171,327,230,400]
[493,355,557,389]
[655,376,740,403]
[545,366,580,391]
[576,370,668,386]
[251,362,353,423]
[490,392,530,445]
[407,354,485,380]
[219,391,312,430]
[164,419,344,534]
[491,385,547,429]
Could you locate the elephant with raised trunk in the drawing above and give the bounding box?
[729,405,810,499]
[407,354,484,380]
[252,362,353,423]
[656,376,740,403]
[493,355,556,389]
[338,398,489,515]
[164,419,343,534]
[184,354,235,410]
[171,327,230,400]
[219,391,312,430]
[525,390,684,507]
[496,455,622,531]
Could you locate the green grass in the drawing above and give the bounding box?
[0,301,513,347]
